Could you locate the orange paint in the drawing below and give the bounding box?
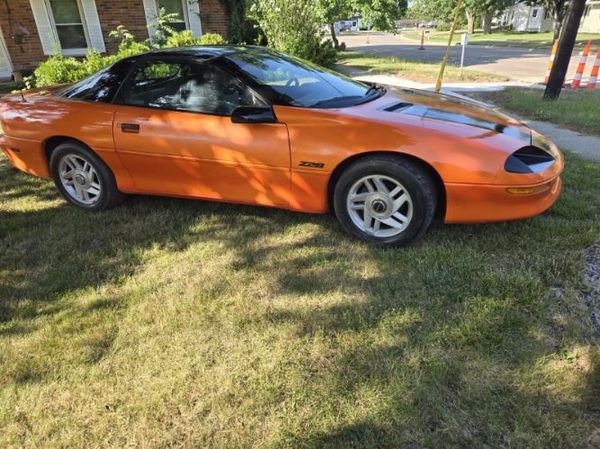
[0,85,564,224]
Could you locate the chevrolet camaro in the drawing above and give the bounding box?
[0,46,564,246]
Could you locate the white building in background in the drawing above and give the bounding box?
[500,1,599,33]
[500,2,553,32]
[581,1,600,32]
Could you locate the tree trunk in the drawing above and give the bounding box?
[552,0,567,41]
[552,19,561,41]
[482,13,493,34]
[544,0,587,99]
[329,22,339,50]
[465,9,475,34]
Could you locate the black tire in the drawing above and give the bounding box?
[49,141,124,211]
[333,155,437,246]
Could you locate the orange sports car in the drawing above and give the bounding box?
[0,46,563,246]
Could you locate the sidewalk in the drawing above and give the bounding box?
[354,74,600,162]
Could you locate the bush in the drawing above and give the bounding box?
[34,55,91,87]
[31,25,225,88]
[250,0,337,66]
[165,31,226,47]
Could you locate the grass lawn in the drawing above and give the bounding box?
[1,150,600,448]
[336,51,509,83]
[401,29,600,49]
[474,87,600,136]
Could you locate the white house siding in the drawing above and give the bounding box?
[581,2,600,33]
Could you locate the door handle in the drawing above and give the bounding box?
[121,123,140,133]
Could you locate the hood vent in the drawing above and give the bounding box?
[384,102,413,112]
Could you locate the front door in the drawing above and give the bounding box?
[528,7,542,30]
[113,57,291,207]
[0,27,12,80]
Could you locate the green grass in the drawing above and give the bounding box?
[474,88,600,136]
[1,151,599,448]
[336,51,509,83]
[401,29,600,49]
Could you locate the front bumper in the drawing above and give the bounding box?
[1,135,50,178]
[444,176,562,223]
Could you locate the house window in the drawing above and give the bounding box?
[46,0,89,51]
[531,8,538,18]
[157,0,188,31]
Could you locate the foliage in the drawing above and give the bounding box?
[406,0,455,22]
[166,30,225,47]
[108,25,152,58]
[33,55,94,87]
[218,0,248,43]
[33,23,225,87]
[151,7,181,47]
[407,0,512,33]
[353,0,407,30]
[435,21,452,31]
[250,0,337,66]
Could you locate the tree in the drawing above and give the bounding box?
[526,0,567,40]
[249,0,336,65]
[317,0,406,50]
[354,0,407,30]
[317,0,349,50]
[462,0,513,34]
[544,0,587,99]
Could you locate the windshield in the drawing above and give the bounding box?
[226,50,385,108]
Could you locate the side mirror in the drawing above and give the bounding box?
[231,106,277,124]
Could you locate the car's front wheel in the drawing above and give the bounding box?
[333,155,437,246]
[49,141,123,211]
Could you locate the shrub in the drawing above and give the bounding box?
[165,31,225,47]
[34,55,90,87]
[31,24,226,88]
[198,33,227,45]
[250,0,337,66]
[436,22,451,31]
[109,24,151,57]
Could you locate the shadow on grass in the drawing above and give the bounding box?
[1,153,599,446]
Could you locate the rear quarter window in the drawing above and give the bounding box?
[60,58,136,103]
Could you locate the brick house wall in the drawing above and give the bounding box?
[199,0,228,38]
[0,0,230,76]
[0,0,46,74]
[95,0,151,54]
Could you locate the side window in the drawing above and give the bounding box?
[61,58,136,102]
[120,60,266,115]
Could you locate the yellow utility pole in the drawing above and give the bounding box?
[435,0,463,93]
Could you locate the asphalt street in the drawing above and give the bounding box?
[342,33,582,83]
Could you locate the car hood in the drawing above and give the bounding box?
[369,87,532,144]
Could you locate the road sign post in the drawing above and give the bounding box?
[460,32,469,77]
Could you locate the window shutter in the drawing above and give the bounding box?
[80,0,105,53]
[29,0,59,55]
[186,0,202,37]
[143,0,159,38]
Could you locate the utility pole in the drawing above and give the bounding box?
[544,0,587,100]
[435,0,463,93]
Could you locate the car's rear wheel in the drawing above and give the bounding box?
[49,141,123,211]
[333,155,437,246]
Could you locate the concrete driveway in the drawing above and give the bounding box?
[341,33,581,83]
